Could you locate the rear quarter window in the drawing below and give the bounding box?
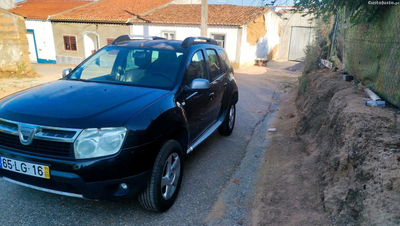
[217,49,231,73]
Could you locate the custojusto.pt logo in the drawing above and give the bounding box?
[368,1,400,5]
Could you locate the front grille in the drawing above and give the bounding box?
[0,118,82,159]
[0,132,73,159]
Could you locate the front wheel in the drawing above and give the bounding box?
[218,102,236,136]
[138,140,184,212]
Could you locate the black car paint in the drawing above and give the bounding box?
[0,40,238,200]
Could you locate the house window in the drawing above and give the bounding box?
[63,35,77,51]
[107,38,115,45]
[162,31,175,40]
[211,34,225,48]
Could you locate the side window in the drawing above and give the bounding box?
[206,49,221,81]
[185,50,208,86]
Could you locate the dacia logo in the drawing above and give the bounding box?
[18,124,37,145]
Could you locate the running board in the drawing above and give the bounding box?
[186,113,225,154]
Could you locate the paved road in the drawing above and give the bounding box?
[0,61,300,225]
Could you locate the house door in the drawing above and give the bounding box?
[83,33,99,58]
[26,31,37,63]
[288,27,315,61]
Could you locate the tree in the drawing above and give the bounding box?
[289,0,394,24]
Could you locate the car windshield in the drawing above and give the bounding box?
[67,46,184,89]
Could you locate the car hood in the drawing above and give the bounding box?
[0,80,170,128]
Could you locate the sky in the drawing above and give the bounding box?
[208,0,294,6]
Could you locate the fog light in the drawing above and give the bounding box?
[120,183,128,190]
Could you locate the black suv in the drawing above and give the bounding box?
[0,36,238,212]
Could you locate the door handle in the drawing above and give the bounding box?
[209,92,215,100]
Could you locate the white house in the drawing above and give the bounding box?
[9,0,92,64]
[130,4,281,67]
[11,0,280,67]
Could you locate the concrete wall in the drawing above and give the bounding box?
[276,13,316,60]
[0,0,15,10]
[52,22,130,64]
[25,19,57,63]
[131,24,239,65]
[239,11,281,68]
[0,8,31,72]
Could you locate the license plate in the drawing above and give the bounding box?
[0,157,50,179]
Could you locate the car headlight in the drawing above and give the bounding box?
[74,127,127,159]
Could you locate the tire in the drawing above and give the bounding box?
[218,102,236,136]
[138,140,184,212]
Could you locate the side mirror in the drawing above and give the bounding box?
[62,68,72,78]
[190,78,210,91]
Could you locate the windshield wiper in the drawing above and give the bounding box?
[68,78,88,82]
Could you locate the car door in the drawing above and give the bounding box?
[205,48,227,122]
[178,50,214,142]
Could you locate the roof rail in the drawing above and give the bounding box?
[181,37,218,48]
[111,35,167,45]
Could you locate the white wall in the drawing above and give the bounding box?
[257,11,280,58]
[25,19,57,62]
[239,11,281,68]
[208,26,238,64]
[0,0,15,10]
[131,24,239,64]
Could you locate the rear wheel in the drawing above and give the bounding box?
[218,102,236,136]
[138,140,184,212]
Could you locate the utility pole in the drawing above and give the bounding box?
[201,0,208,37]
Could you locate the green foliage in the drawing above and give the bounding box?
[292,0,395,24]
[298,42,319,95]
[298,74,309,95]
[302,44,320,75]
[298,18,332,95]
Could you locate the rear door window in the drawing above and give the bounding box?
[206,49,222,81]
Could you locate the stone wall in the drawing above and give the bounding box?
[0,8,31,72]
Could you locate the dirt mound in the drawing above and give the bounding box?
[297,69,400,225]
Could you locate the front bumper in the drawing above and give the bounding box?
[0,147,153,200]
[2,170,151,200]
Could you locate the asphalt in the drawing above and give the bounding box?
[0,61,301,225]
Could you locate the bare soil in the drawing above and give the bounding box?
[0,64,72,99]
[253,68,400,225]
[252,84,330,225]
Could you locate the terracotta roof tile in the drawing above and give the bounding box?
[132,4,271,26]
[51,0,173,23]
[9,0,93,20]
